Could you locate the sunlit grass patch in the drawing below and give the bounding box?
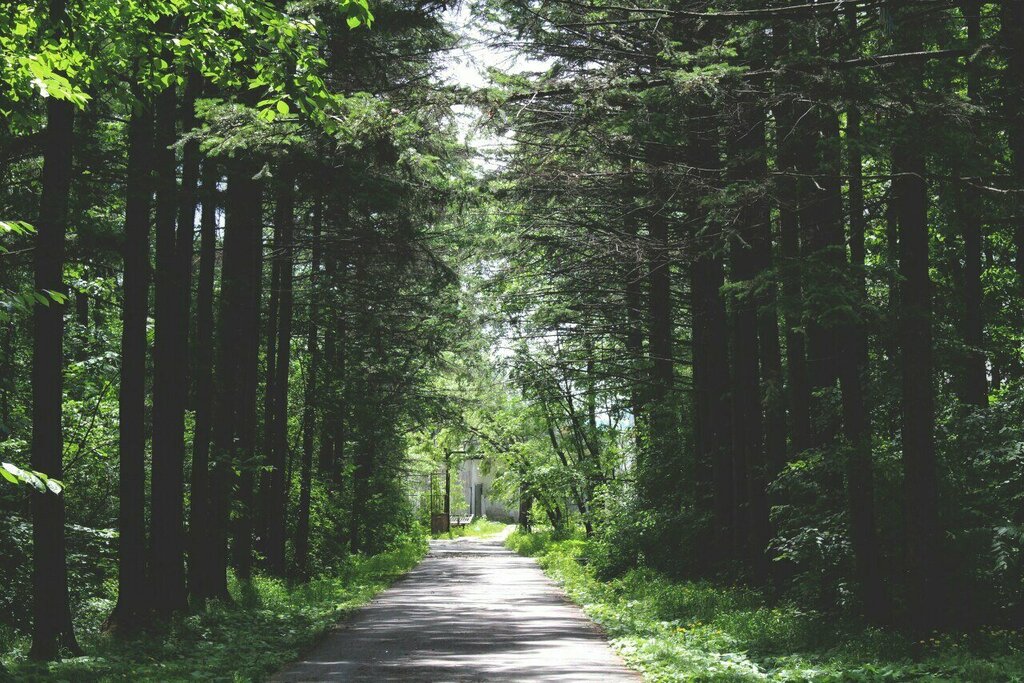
[432,517,509,539]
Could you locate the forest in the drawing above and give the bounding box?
[2,0,1024,680]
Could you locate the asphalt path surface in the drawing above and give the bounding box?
[270,529,640,682]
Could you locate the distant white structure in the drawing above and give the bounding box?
[456,458,518,522]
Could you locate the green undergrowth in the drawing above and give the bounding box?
[1,538,427,682]
[507,529,1024,682]
[432,517,509,539]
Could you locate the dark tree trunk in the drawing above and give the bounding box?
[958,0,987,408]
[753,214,786,553]
[231,170,264,581]
[319,246,337,477]
[295,196,322,579]
[319,328,336,476]
[782,6,842,444]
[1,322,13,433]
[327,207,349,491]
[687,112,733,567]
[643,142,676,505]
[335,317,348,487]
[176,75,200,408]
[74,290,88,360]
[202,163,260,601]
[75,290,88,327]
[349,260,370,554]
[266,172,295,576]
[518,482,532,532]
[771,23,812,454]
[622,200,646,461]
[841,11,888,621]
[257,216,280,568]
[893,10,946,630]
[150,82,188,617]
[188,161,218,599]
[806,110,845,397]
[29,38,81,658]
[727,96,772,581]
[837,337,887,621]
[108,103,153,631]
[1004,1,1024,280]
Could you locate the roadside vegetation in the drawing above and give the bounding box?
[1,538,426,682]
[508,529,1024,682]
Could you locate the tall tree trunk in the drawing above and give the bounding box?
[73,290,88,361]
[1004,1,1024,281]
[29,12,80,654]
[754,214,786,562]
[801,107,845,449]
[622,227,645,461]
[188,161,218,599]
[811,111,845,387]
[350,438,370,553]
[150,82,188,617]
[727,96,772,581]
[893,9,946,630]
[327,205,349,491]
[837,335,887,621]
[643,142,676,506]
[177,74,200,404]
[958,0,987,407]
[295,195,321,579]
[331,295,348,492]
[232,170,264,581]
[202,163,260,601]
[257,218,280,568]
[840,6,887,622]
[108,103,152,631]
[687,111,733,567]
[319,245,337,477]
[518,481,532,532]
[266,171,295,576]
[1,322,13,434]
[319,334,336,476]
[771,21,811,454]
[349,258,369,554]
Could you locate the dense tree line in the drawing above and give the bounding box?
[1,0,470,662]
[5,0,1024,672]
[477,0,1024,632]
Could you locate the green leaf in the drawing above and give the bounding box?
[44,289,68,304]
[0,466,18,484]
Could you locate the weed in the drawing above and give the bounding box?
[507,529,1024,682]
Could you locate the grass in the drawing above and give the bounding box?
[1,538,427,682]
[431,517,509,540]
[506,529,1024,682]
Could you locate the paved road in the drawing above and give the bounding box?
[270,529,640,682]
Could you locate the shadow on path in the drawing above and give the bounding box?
[270,529,639,681]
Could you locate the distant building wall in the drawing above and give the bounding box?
[456,458,518,522]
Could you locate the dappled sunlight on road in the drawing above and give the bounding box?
[271,532,638,681]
